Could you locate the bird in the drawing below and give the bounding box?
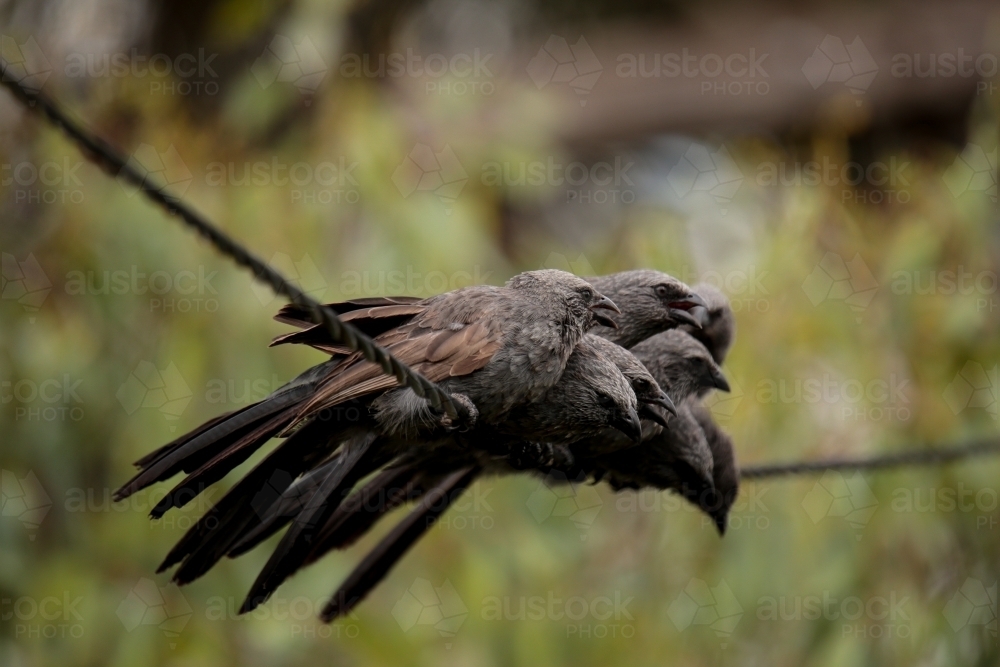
[313,330,734,622]
[574,329,732,531]
[113,269,619,512]
[118,267,738,625]
[228,334,643,613]
[589,282,741,533]
[587,270,707,348]
[680,282,736,366]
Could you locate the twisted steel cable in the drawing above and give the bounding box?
[0,64,460,419]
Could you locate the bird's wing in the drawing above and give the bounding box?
[293,290,506,418]
[273,296,425,328]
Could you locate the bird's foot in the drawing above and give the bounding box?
[437,393,478,432]
[508,441,573,471]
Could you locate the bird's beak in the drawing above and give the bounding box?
[712,509,729,536]
[589,294,621,329]
[612,406,643,443]
[707,367,731,393]
[690,305,711,328]
[669,307,701,328]
[669,292,708,328]
[648,389,677,417]
[638,403,669,428]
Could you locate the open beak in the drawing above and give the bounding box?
[589,294,621,329]
[669,292,708,328]
[612,406,643,444]
[638,403,669,428]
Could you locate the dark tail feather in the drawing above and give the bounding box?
[239,434,379,614]
[304,464,424,565]
[227,455,342,557]
[134,410,238,470]
[115,384,314,502]
[149,407,300,519]
[159,419,339,584]
[320,466,479,622]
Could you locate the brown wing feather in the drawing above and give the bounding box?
[292,290,505,419]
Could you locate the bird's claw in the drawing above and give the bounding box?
[438,393,478,432]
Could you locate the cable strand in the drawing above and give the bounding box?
[5,66,1000,481]
[739,439,1000,479]
[0,64,459,419]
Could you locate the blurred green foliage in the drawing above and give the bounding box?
[1,2,999,666]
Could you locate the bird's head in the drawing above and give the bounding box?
[680,283,736,365]
[631,330,730,407]
[513,338,639,444]
[507,269,621,330]
[585,334,676,428]
[587,270,707,347]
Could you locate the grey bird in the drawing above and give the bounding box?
[680,282,736,366]
[679,282,740,527]
[221,335,641,614]
[587,270,707,348]
[113,270,620,596]
[569,329,728,487]
[114,268,618,508]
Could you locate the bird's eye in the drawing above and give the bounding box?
[654,284,670,298]
[596,393,616,409]
[634,379,651,392]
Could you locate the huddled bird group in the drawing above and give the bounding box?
[115,269,740,621]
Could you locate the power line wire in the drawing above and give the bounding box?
[740,438,1000,479]
[0,64,462,420]
[3,66,999,480]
